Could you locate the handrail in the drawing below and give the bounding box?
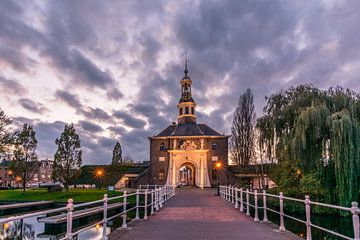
[0,185,176,240]
[219,185,360,240]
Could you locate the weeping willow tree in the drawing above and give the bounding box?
[257,85,360,206]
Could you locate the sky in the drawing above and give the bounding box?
[1,0,359,164]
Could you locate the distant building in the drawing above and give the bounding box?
[0,161,15,188]
[32,159,53,184]
[148,61,229,188]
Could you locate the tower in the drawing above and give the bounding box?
[177,57,196,124]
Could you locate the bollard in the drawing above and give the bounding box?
[263,190,268,222]
[235,187,238,208]
[352,202,359,240]
[66,199,74,240]
[135,190,140,220]
[122,191,127,228]
[254,190,259,222]
[102,194,108,240]
[279,192,285,231]
[246,189,250,216]
[144,189,148,220]
[305,195,312,240]
[151,189,154,215]
[240,188,244,212]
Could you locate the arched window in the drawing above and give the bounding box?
[212,169,218,181]
[179,108,183,115]
[185,107,189,114]
[191,107,194,115]
[160,143,165,151]
[212,142,218,150]
[159,169,165,181]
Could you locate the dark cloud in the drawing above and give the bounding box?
[55,90,83,109]
[113,110,147,129]
[78,120,103,133]
[0,75,27,95]
[81,107,111,122]
[18,98,49,114]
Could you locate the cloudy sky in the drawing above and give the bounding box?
[0,0,359,164]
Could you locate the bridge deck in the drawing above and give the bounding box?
[109,188,301,240]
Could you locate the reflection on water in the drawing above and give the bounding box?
[0,215,116,240]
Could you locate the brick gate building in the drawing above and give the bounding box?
[149,61,229,188]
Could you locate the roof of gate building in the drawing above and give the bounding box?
[153,122,225,137]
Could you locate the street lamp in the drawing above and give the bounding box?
[215,161,222,196]
[95,168,104,189]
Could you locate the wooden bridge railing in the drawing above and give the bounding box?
[219,185,359,240]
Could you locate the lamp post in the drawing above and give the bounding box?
[215,162,222,196]
[95,169,104,190]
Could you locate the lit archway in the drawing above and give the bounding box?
[179,162,196,187]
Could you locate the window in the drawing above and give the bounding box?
[212,169,218,181]
[191,107,194,114]
[212,156,218,161]
[212,142,218,150]
[185,107,189,114]
[159,169,165,181]
[179,108,183,115]
[159,157,165,162]
[160,143,165,151]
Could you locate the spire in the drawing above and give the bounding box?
[184,51,188,76]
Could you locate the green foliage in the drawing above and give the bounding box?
[53,123,82,191]
[258,85,360,207]
[0,108,12,157]
[11,124,38,192]
[111,141,122,164]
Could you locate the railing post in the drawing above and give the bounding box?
[231,186,235,204]
[144,189,148,220]
[135,189,140,220]
[160,187,163,208]
[66,198,73,240]
[102,194,108,240]
[352,202,359,240]
[254,190,259,222]
[151,189,154,215]
[263,190,268,222]
[279,192,285,231]
[155,187,159,211]
[122,191,127,228]
[240,188,244,212]
[305,195,312,240]
[246,189,250,216]
[235,187,238,208]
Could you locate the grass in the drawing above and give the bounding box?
[0,189,124,203]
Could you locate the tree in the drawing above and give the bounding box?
[53,123,82,191]
[111,141,122,164]
[11,124,38,192]
[230,88,256,166]
[0,108,12,159]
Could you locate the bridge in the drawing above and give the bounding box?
[0,185,359,239]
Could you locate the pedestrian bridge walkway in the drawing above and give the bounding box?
[109,188,300,240]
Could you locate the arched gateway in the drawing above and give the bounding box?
[149,59,229,188]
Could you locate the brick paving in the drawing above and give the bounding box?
[109,188,301,240]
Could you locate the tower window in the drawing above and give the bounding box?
[159,169,165,181]
[185,107,189,114]
[212,142,218,150]
[179,108,183,115]
[191,107,194,115]
[160,143,165,151]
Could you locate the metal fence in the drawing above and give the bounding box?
[219,185,360,240]
[0,185,175,240]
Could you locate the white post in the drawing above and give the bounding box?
[235,187,238,208]
[135,190,140,220]
[279,192,285,231]
[122,191,127,228]
[246,189,250,216]
[151,189,155,215]
[160,187,163,208]
[144,189,148,220]
[155,187,159,211]
[231,186,235,204]
[263,190,268,222]
[254,190,259,222]
[305,195,312,240]
[240,188,244,212]
[228,185,231,201]
[66,199,73,240]
[352,202,359,240]
[102,194,108,240]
